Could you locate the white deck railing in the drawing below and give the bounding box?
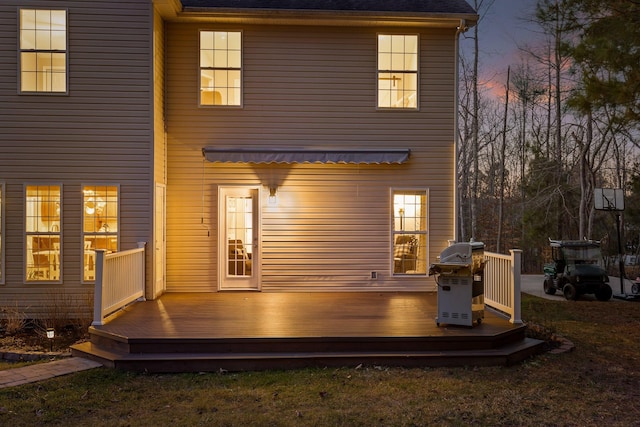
[483,249,522,324]
[92,242,146,326]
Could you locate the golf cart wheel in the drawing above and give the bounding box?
[543,277,556,295]
[595,284,612,302]
[563,283,579,301]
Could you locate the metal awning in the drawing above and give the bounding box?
[202,147,410,164]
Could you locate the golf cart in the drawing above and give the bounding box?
[543,239,612,301]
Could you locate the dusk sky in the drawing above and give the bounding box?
[462,0,541,96]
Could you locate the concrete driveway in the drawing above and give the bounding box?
[521,274,638,301]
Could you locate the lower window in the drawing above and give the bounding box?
[392,190,428,275]
[83,185,118,281]
[26,184,61,282]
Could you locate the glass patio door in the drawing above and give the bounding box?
[219,187,259,290]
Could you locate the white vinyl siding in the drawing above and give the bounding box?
[0,182,4,284]
[166,24,455,292]
[0,0,153,316]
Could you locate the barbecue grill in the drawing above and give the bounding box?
[429,242,485,327]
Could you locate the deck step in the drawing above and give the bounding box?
[87,324,528,355]
[71,338,544,372]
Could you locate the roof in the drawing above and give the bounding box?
[549,240,601,248]
[180,0,477,15]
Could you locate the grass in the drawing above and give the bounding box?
[2,294,640,426]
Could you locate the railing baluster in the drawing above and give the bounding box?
[91,242,146,326]
[483,249,522,324]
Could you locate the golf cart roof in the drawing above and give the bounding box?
[549,239,601,248]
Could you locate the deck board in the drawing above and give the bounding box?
[92,292,519,339]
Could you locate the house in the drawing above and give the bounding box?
[0,0,478,317]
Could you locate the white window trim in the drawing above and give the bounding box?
[18,8,69,95]
[81,184,120,284]
[198,29,243,108]
[24,183,63,284]
[390,188,429,276]
[376,33,420,110]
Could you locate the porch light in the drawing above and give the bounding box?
[268,186,277,205]
[46,328,55,351]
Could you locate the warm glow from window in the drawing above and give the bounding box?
[25,185,61,282]
[200,31,242,106]
[392,190,427,275]
[19,9,67,93]
[83,186,118,282]
[226,195,253,276]
[378,34,418,109]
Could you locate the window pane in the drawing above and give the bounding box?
[21,52,37,72]
[230,87,241,106]
[229,70,241,88]
[214,49,227,68]
[201,31,214,50]
[20,9,36,30]
[51,10,66,29]
[20,29,36,50]
[214,69,228,87]
[391,35,404,52]
[391,53,404,70]
[378,52,391,71]
[21,71,37,92]
[378,34,391,53]
[35,29,51,50]
[35,9,51,30]
[405,35,418,54]
[228,31,241,50]
[228,50,241,68]
[405,52,418,71]
[214,31,228,50]
[200,50,214,68]
[51,29,66,50]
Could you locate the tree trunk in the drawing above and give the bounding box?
[497,66,510,253]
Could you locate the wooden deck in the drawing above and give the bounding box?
[71,292,544,372]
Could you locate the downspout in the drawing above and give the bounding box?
[453,19,468,243]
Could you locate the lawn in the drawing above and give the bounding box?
[1,294,640,426]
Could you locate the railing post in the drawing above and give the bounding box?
[510,249,523,324]
[137,241,147,301]
[92,249,107,326]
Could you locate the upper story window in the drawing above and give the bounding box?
[378,34,418,109]
[199,31,242,106]
[82,186,119,282]
[19,9,67,93]
[392,190,428,275]
[26,185,61,282]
